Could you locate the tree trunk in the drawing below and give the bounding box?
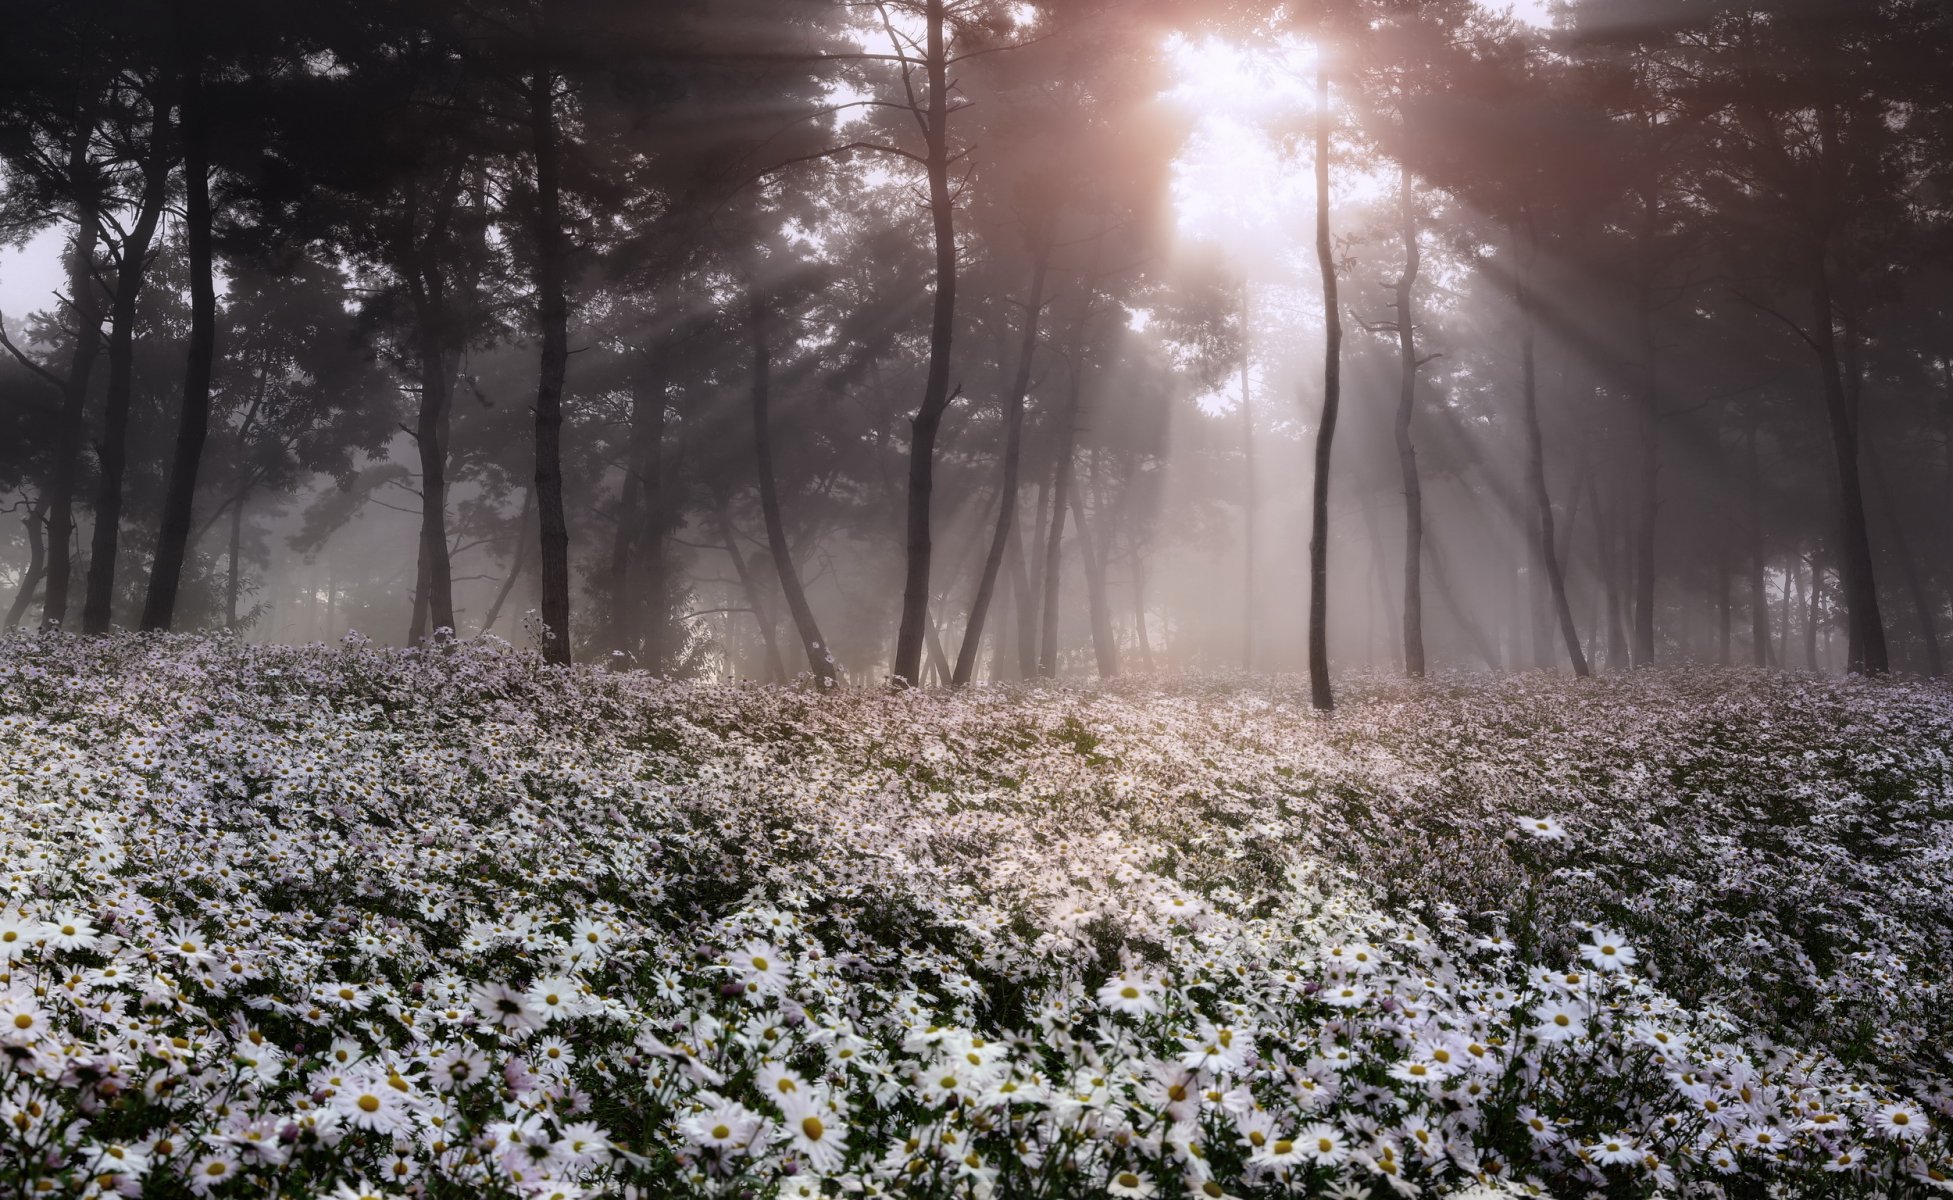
[1632,206,1660,668]
[955,245,1048,684]
[610,350,665,660]
[1393,168,1426,678]
[481,487,534,637]
[529,67,573,665]
[1808,261,1886,672]
[42,109,106,633]
[1069,460,1118,678]
[82,95,172,635]
[640,361,670,670]
[1425,514,1503,672]
[1513,219,1589,677]
[1716,523,1732,665]
[1746,421,1772,668]
[1306,52,1342,711]
[892,0,960,687]
[1805,552,1822,670]
[712,501,788,684]
[1005,508,1033,680]
[749,288,839,688]
[225,489,245,629]
[1038,371,1081,678]
[1867,438,1943,676]
[1240,281,1259,673]
[1023,456,1050,677]
[5,496,49,629]
[142,17,217,632]
[406,313,457,643]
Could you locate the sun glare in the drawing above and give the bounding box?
[1164,35,1394,271]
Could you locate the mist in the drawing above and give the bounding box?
[2,0,1950,695]
[7,5,1953,1196]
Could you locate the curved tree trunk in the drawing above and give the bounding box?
[954,244,1048,685]
[892,0,959,687]
[82,101,172,635]
[481,487,533,637]
[749,288,838,688]
[5,495,49,629]
[1513,219,1589,677]
[1306,51,1342,710]
[711,500,788,684]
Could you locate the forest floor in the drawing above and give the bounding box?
[2,633,1951,1198]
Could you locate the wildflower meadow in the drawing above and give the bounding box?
[1,632,1949,1199]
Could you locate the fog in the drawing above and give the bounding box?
[3,0,1950,702]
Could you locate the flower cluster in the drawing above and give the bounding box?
[0,631,1948,1198]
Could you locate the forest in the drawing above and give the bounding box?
[1,1,1952,1198]
[3,0,1950,695]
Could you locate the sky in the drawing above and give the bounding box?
[0,226,65,324]
[0,1,1551,323]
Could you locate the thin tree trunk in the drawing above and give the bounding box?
[1038,443,1073,677]
[1005,507,1034,680]
[955,245,1048,684]
[1746,420,1772,668]
[891,0,960,686]
[1809,259,1886,672]
[1716,523,1732,665]
[749,288,839,688]
[43,107,106,633]
[1424,515,1503,672]
[1024,453,1051,677]
[1240,281,1258,672]
[1069,463,1118,678]
[142,12,217,632]
[610,352,664,659]
[1632,202,1660,668]
[529,65,573,665]
[1513,218,1589,677]
[82,95,172,634]
[1805,552,1821,670]
[1393,167,1425,678]
[481,487,534,637]
[5,496,49,629]
[924,612,952,685]
[712,501,788,684]
[1306,48,1342,710]
[225,489,245,629]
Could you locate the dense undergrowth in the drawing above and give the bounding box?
[1,632,1949,1198]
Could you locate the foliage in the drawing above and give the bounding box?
[2,634,1949,1197]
